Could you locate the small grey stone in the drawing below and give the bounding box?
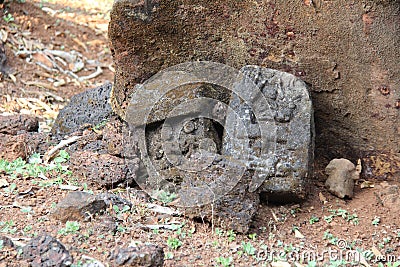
[52,191,107,222]
[110,244,164,267]
[325,158,359,198]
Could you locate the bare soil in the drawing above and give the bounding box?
[0,1,399,266]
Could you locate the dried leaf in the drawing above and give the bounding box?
[73,37,88,52]
[22,81,58,91]
[8,73,17,83]
[360,181,375,189]
[319,192,327,203]
[53,79,66,87]
[294,229,305,239]
[371,246,383,258]
[0,29,8,42]
[32,52,54,68]
[59,184,79,191]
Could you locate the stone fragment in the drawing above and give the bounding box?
[0,132,48,161]
[52,191,106,222]
[22,235,73,267]
[0,115,39,135]
[325,158,359,198]
[110,244,164,267]
[69,150,136,189]
[225,65,314,202]
[51,82,114,138]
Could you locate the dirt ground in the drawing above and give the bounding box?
[0,1,400,266]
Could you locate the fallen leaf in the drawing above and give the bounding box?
[371,246,383,258]
[8,73,17,83]
[319,192,327,203]
[360,181,375,189]
[59,184,79,191]
[294,229,305,239]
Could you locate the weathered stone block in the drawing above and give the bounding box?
[225,66,314,202]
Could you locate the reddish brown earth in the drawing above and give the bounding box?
[0,1,400,267]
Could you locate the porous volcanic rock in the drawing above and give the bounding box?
[0,114,38,134]
[22,235,73,267]
[51,82,114,138]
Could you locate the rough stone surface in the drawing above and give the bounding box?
[374,181,400,212]
[22,235,73,267]
[110,244,164,267]
[93,215,118,234]
[69,150,133,188]
[0,132,49,161]
[62,116,139,189]
[224,65,313,202]
[0,114,39,134]
[325,158,359,199]
[96,192,132,210]
[51,82,114,138]
[124,75,260,232]
[52,191,107,222]
[109,0,400,175]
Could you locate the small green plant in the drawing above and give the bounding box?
[241,241,256,256]
[216,256,233,267]
[327,209,359,225]
[23,225,33,236]
[0,220,17,234]
[113,205,131,215]
[53,150,70,163]
[58,221,80,235]
[323,230,338,245]
[309,215,320,225]
[156,191,177,204]
[226,230,236,242]
[372,216,381,226]
[214,228,223,237]
[116,225,127,233]
[165,252,174,259]
[0,240,3,250]
[3,13,14,23]
[167,237,182,250]
[248,233,257,240]
[93,120,108,132]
